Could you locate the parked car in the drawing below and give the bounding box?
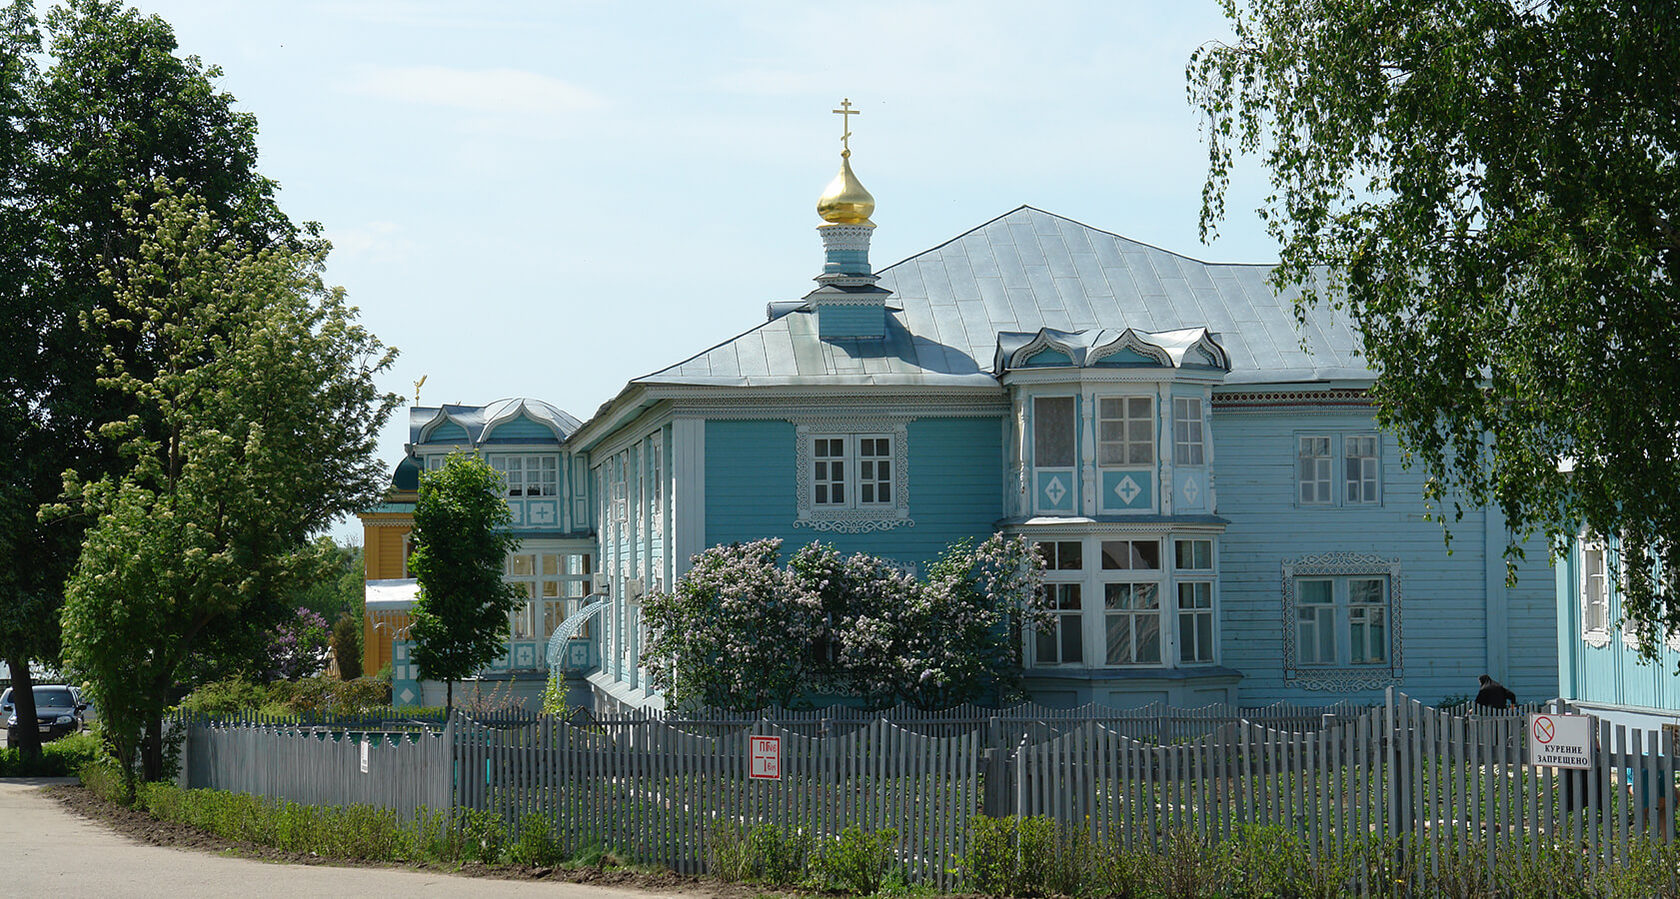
[1,684,88,743]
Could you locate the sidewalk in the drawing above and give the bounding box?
[0,779,700,898]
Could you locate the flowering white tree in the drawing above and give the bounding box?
[643,535,1046,711]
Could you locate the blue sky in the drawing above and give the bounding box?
[123,1,1277,540]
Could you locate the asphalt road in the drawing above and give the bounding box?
[1,779,697,898]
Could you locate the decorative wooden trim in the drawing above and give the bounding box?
[674,397,1004,421]
[793,420,913,533]
[1213,389,1373,410]
[1280,551,1404,692]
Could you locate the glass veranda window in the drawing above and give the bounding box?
[1034,396,1076,468]
[1173,397,1204,465]
[1098,396,1154,466]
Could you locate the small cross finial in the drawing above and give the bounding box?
[832,98,859,157]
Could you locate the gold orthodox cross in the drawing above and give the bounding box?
[832,98,859,154]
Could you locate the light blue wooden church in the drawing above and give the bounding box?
[380,121,1559,712]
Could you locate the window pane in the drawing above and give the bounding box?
[1300,580,1333,605]
[509,554,534,577]
[1135,613,1161,664]
[1105,614,1131,664]
[1175,539,1213,570]
[1350,578,1384,605]
[1132,541,1161,570]
[1098,396,1153,467]
[1056,541,1082,571]
[1103,540,1159,570]
[1036,626,1058,663]
[1060,619,1084,663]
[1034,397,1076,467]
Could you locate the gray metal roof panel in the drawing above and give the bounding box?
[632,206,1372,390]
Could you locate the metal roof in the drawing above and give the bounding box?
[636,206,1370,389]
[409,397,583,445]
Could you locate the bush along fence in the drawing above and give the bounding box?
[172,691,1676,892]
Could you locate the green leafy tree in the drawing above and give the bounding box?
[1190,1,1680,643]
[407,454,523,716]
[58,185,399,791]
[1,0,297,758]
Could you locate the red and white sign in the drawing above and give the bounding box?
[1529,713,1593,769]
[749,735,782,780]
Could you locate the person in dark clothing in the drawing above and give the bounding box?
[1475,673,1518,710]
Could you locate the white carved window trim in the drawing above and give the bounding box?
[1582,535,1611,647]
[794,420,912,532]
[1281,552,1403,691]
[648,435,664,538]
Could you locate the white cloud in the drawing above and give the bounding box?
[346,65,606,117]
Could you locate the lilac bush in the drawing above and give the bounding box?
[269,606,331,681]
[643,534,1046,711]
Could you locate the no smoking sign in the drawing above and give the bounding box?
[1528,713,1593,769]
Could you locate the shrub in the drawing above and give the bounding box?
[177,675,267,716]
[812,825,898,894]
[0,731,101,777]
[710,822,810,885]
[961,814,1089,896]
[507,811,567,867]
[1155,828,1223,899]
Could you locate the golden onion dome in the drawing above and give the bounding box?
[817,151,875,225]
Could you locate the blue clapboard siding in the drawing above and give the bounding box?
[422,421,469,444]
[705,417,1005,569]
[485,416,555,442]
[1213,407,1556,706]
[817,305,886,339]
[1558,540,1680,716]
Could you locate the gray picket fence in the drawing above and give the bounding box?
[1008,690,1676,885]
[176,692,1677,889]
[181,719,451,818]
[455,712,979,887]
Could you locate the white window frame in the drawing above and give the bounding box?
[1290,576,1391,667]
[807,433,894,509]
[1097,395,1155,467]
[1297,436,1333,505]
[1174,537,1216,665]
[647,435,664,536]
[793,421,912,532]
[1100,539,1164,667]
[1582,535,1610,647]
[1024,535,1219,671]
[1281,552,1403,691]
[1173,397,1205,466]
[1032,540,1086,666]
[1343,434,1381,505]
[490,453,559,498]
